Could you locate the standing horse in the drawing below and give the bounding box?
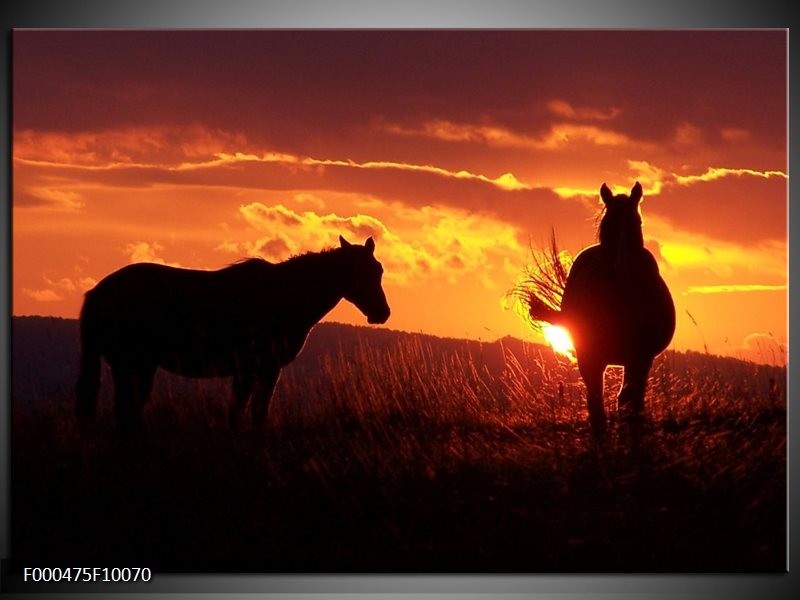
[537,182,675,432]
[76,236,391,432]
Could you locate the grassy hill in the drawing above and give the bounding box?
[10,315,784,416]
[8,316,787,573]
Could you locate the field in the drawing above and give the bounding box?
[10,316,786,573]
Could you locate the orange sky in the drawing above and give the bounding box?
[12,30,788,365]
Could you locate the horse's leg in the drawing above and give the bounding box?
[229,371,252,432]
[111,364,133,432]
[251,366,281,433]
[618,357,652,421]
[578,357,606,433]
[111,363,154,433]
[617,358,652,452]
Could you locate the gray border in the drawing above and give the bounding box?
[1,1,795,598]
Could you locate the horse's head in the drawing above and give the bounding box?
[337,235,391,324]
[598,181,645,249]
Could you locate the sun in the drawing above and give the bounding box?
[542,324,576,362]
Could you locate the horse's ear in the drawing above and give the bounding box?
[600,183,613,204]
[339,235,352,248]
[364,237,375,253]
[630,182,643,203]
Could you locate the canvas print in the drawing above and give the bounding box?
[11,30,786,573]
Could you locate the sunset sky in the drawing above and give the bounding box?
[12,30,787,365]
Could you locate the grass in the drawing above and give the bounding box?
[10,321,787,573]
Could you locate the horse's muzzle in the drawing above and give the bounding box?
[368,308,390,324]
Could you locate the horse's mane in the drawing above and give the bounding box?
[227,256,272,271]
[592,207,605,242]
[228,246,341,272]
[284,246,339,265]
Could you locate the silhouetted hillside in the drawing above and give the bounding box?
[9,316,786,573]
[11,316,784,414]
[12,316,80,410]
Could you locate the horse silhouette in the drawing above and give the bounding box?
[535,182,675,432]
[76,236,391,432]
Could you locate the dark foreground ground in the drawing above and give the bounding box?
[9,317,787,574]
[12,400,786,573]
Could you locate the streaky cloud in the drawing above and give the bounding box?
[18,139,532,193]
[546,99,622,121]
[684,284,786,295]
[383,118,635,151]
[182,151,532,192]
[674,166,786,184]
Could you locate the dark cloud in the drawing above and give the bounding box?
[14,190,51,208]
[646,175,786,245]
[13,187,83,211]
[254,236,292,260]
[13,30,786,154]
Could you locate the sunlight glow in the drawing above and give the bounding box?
[542,324,577,363]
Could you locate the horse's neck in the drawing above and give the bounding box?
[275,253,346,326]
[600,225,644,269]
[600,220,643,247]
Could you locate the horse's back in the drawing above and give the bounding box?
[86,260,276,312]
[562,245,675,361]
[81,261,277,374]
[85,263,226,326]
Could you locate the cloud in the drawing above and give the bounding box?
[305,155,531,191]
[45,277,76,293]
[673,166,787,185]
[627,161,667,194]
[241,203,388,242]
[174,151,302,172]
[15,128,532,193]
[552,163,667,202]
[382,118,635,151]
[15,187,85,211]
[554,161,786,208]
[720,128,750,142]
[684,284,786,295]
[124,241,181,266]
[165,147,534,194]
[21,275,96,304]
[673,122,704,146]
[254,237,292,259]
[552,162,786,205]
[13,129,590,258]
[643,170,786,246]
[222,201,525,288]
[227,202,392,262]
[546,100,621,121]
[537,124,633,149]
[193,150,533,192]
[551,186,597,200]
[652,231,786,281]
[13,125,249,167]
[406,204,526,287]
[22,288,62,302]
[643,213,787,305]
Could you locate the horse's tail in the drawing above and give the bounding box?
[527,293,563,326]
[76,291,102,421]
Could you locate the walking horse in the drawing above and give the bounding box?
[536,183,675,432]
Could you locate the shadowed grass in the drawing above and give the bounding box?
[10,319,786,573]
